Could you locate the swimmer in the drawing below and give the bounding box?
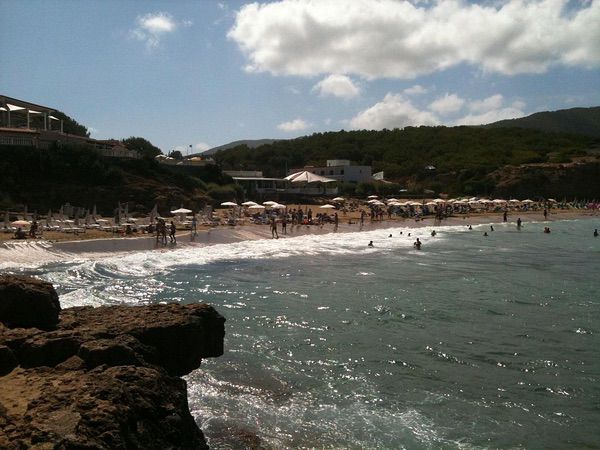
[468,225,473,230]
[594,229,598,237]
[484,232,488,236]
[490,225,494,231]
[413,238,422,250]
[431,230,437,237]
[389,234,393,238]
[368,241,374,247]
[544,227,551,234]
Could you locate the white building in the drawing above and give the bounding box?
[289,160,372,183]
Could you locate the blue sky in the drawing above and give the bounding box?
[1,0,599,154]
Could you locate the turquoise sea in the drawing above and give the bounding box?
[12,218,600,449]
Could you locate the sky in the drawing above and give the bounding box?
[1,0,599,154]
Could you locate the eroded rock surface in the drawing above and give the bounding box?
[0,275,225,449]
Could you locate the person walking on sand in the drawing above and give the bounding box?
[334,212,339,231]
[503,211,507,222]
[270,216,279,239]
[169,221,177,243]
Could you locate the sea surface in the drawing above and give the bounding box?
[8,218,600,449]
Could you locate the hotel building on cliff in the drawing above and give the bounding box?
[0,95,139,159]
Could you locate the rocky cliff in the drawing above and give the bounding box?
[0,274,225,449]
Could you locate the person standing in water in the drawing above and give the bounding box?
[517,217,522,229]
[169,221,177,244]
[270,216,279,239]
[413,238,422,250]
[594,229,598,237]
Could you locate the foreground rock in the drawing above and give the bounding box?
[0,275,225,449]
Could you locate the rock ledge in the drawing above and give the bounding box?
[0,275,225,450]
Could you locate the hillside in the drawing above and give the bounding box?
[0,144,239,214]
[215,126,600,198]
[483,106,600,137]
[200,139,281,156]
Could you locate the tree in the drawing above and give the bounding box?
[122,137,162,159]
[51,110,90,137]
[168,150,183,160]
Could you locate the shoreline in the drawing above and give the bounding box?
[1,209,597,268]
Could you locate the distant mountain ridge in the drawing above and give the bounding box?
[483,106,600,137]
[200,139,282,156]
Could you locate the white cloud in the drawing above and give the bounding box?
[313,74,360,99]
[278,118,311,132]
[429,93,465,115]
[455,107,526,125]
[131,12,180,50]
[456,96,526,125]
[285,86,301,95]
[350,93,439,130]
[468,94,504,113]
[229,0,600,79]
[404,85,428,96]
[195,142,211,152]
[349,91,526,130]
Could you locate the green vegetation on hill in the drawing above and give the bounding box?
[0,143,237,214]
[483,106,600,138]
[51,110,90,137]
[122,136,162,159]
[215,126,598,197]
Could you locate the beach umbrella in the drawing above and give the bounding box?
[367,195,379,199]
[284,171,336,183]
[320,204,335,209]
[386,198,399,203]
[263,201,277,206]
[12,220,30,227]
[509,199,521,203]
[433,198,446,203]
[367,199,380,204]
[493,199,507,203]
[271,203,286,209]
[242,201,258,206]
[170,207,193,214]
[221,201,238,207]
[332,197,345,202]
[248,204,265,209]
[522,199,534,203]
[547,198,557,202]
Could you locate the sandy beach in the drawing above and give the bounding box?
[1,206,596,269]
